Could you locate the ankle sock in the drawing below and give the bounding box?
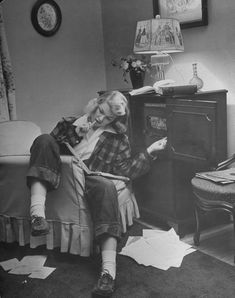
[30,194,46,218]
[101,250,116,279]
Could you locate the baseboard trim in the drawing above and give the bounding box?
[135,218,233,244]
[183,222,233,244]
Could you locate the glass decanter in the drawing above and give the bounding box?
[189,63,203,90]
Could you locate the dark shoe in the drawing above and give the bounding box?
[31,216,49,236]
[92,271,115,297]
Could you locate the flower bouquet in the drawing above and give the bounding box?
[112,55,151,88]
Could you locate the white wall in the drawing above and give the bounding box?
[101,0,154,90]
[2,0,106,132]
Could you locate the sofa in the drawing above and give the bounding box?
[0,120,139,256]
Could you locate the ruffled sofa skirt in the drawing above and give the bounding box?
[0,155,139,256]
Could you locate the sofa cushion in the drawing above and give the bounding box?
[0,120,41,156]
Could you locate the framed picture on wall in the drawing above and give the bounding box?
[31,0,62,37]
[153,0,208,29]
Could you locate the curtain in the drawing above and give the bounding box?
[0,7,16,122]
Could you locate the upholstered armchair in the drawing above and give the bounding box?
[0,121,139,256]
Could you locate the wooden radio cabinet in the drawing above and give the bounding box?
[128,90,227,235]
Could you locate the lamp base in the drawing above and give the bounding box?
[150,52,170,66]
[154,65,165,81]
[151,53,170,81]
[150,64,166,81]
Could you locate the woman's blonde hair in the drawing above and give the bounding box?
[84,90,129,133]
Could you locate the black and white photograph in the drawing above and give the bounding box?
[0,0,235,297]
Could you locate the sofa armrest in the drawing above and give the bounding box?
[0,120,41,156]
[0,154,93,255]
[0,155,88,225]
[0,155,31,217]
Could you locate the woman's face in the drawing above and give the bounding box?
[92,101,116,127]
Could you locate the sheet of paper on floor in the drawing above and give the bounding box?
[121,237,171,270]
[0,258,20,271]
[9,255,47,274]
[0,255,56,279]
[18,255,47,267]
[119,228,196,270]
[29,267,56,279]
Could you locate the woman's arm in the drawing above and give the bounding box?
[113,136,167,180]
[50,116,82,146]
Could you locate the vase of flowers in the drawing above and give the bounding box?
[129,68,145,89]
[112,55,150,89]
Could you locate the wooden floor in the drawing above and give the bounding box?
[136,219,235,266]
[183,222,235,266]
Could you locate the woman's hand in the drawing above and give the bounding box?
[147,137,167,156]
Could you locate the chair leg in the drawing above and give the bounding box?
[194,205,201,246]
[233,211,235,264]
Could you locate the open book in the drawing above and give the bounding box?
[64,142,130,182]
[129,79,197,96]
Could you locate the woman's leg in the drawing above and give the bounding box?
[85,175,121,296]
[30,179,47,218]
[92,236,117,296]
[101,236,117,279]
[30,179,49,236]
[27,134,62,190]
[27,134,61,236]
[85,175,121,242]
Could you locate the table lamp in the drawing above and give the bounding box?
[134,15,184,80]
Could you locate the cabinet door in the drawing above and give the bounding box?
[167,100,217,164]
[133,160,175,221]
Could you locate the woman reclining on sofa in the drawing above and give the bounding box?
[26,90,167,297]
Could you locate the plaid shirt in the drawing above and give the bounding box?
[50,117,82,146]
[50,116,153,180]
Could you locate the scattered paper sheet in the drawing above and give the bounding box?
[142,229,165,238]
[9,265,39,275]
[9,255,47,275]
[0,258,20,271]
[120,228,196,270]
[1,255,56,279]
[29,267,56,279]
[125,236,142,247]
[18,255,47,267]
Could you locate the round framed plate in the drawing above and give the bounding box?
[31,0,62,37]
